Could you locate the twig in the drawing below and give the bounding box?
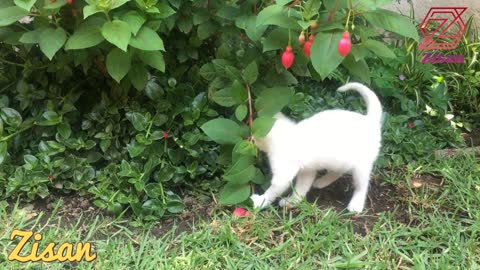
[288,0,301,8]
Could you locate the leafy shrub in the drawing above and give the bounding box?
[1,0,463,218]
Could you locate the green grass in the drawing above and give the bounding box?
[1,153,479,269]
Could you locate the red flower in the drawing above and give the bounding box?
[281,46,295,69]
[303,35,314,58]
[408,122,414,129]
[233,207,251,217]
[298,31,305,45]
[163,131,169,139]
[338,31,351,57]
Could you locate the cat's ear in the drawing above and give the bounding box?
[274,112,287,120]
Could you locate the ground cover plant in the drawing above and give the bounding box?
[0,0,479,268]
[1,152,479,269]
[1,0,433,215]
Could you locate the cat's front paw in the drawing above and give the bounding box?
[250,194,269,209]
[347,202,364,213]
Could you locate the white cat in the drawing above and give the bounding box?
[251,82,383,213]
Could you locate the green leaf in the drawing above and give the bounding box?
[262,28,289,52]
[364,9,419,41]
[255,87,294,116]
[342,55,371,84]
[224,155,256,184]
[138,51,165,72]
[37,111,61,126]
[252,116,275,138]
[19,27,47,44]
[65,23,104,50]
[83,5,102,19]
[57,122,72,139]
[128,64,148,91]
[127,140,146,158]
[177,17,193,33]
[129,26,165,51]
[363,39,396,58]
[199,63,216,81]
[122,10,146,35]
[243,61,258,84]
[201,118,243,145]
[235,105,248,121]
[38,28,67,60]
[145,80,164,101]
[350,44,370,62]
[23,154,38,169]
[166,201,184,214]
[0,108,22,128]
[14,0,36,11]
[110,0,130,10]
[126,112,148,132]
[302,0,321,20]
[256,5,300,29]
[106,48,131,83]
[156,2,176,19]
[0,6,29,27]
[225,164,255,185]
[197,21,217,40]
[212,88,236,107]
[233,140,257,157]
[102,20,131,51]
[219,182,251,205]
[0,142,7,165]
[311,31,344,79]
[242,16,268,41]
[251,168,266,184]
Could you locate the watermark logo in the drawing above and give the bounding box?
[419,7,467,50]
[8,230,97,263]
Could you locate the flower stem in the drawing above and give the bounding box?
[246,83,254,141]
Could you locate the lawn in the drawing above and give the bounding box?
[1,152,479,269]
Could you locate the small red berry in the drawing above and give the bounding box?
[67,0,73,4]
[303,35,314,58]
[163,131,169,139]
[298,31,305,45]
[338,31,351,57]
[281,46,295,69]
[408,122,414,129]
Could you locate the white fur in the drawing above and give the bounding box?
[251,82,383,213]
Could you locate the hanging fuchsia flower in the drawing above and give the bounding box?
[408,122,414,129]
[163,132,169,139]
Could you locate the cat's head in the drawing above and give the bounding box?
[253,112,295,152]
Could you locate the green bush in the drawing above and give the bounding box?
[0,0,465,219]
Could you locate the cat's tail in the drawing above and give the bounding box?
[337,82,382,124]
